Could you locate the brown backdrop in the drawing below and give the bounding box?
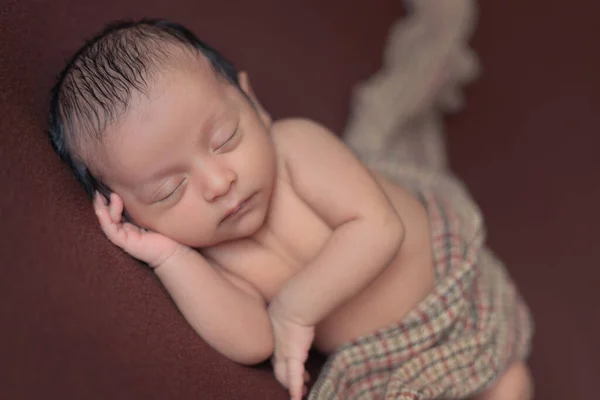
[1,1,598,399]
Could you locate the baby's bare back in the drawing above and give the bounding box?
[205,164,434,354]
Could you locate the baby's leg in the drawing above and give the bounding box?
[474,362,533,400]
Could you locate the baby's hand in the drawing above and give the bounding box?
[268,300,314,400]
[93,192,188,268]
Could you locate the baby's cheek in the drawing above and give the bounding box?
[120,201,153,228]
[167,209,218,247]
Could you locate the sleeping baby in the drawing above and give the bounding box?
[48,20,533,400]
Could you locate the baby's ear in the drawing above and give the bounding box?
[238,71,272,128]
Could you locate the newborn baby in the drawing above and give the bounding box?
[48,20,533,400]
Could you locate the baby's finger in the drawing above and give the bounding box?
[96,205,129,246]
[122,223,142,238]
[93,191,106,214]
[287,359,305,400]
[96,207,119,240]
[304,371,310,383]
[108,193,124,224]
[272,357,289,389]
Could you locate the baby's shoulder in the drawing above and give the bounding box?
[271,117,322,133]
[270,118,321,180]
[270,117,341,166]
[270,117,332,147]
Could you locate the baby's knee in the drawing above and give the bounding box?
[475,361,533,400]
[507,362,534,400]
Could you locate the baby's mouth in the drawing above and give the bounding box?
[221,194,254,223]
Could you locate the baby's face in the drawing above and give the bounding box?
[93,56,276,248]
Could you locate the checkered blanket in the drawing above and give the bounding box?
[309,0,533,398]
[308,179,533,399]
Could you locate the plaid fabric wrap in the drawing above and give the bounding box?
[308,188,533,400]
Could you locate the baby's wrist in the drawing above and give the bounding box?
[152,245,192,270]
[270,290,313,327]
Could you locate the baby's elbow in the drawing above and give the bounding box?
[393,214,406,248]
[228,324,274,365]
[380,212,405,255]
[233,338,274,366]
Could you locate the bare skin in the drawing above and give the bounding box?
[91,48,530,399]
[473,362,533,400]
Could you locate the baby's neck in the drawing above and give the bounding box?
[201,215,298,268]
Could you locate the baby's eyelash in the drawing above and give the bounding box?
[156,179,186,203]
[215,126,239,152]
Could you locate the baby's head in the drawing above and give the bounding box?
[49,20,276,247]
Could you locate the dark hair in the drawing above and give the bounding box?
[48,19,239,199]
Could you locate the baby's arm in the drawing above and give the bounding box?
[272,118,405,326]
[94,193,273,365]
[155,251,274,365]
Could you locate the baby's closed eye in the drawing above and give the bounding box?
[154,179,187,203]
[212,124,240,153]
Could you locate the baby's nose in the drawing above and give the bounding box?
[202,165,236,201]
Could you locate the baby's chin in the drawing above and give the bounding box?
[192,208,268,249]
